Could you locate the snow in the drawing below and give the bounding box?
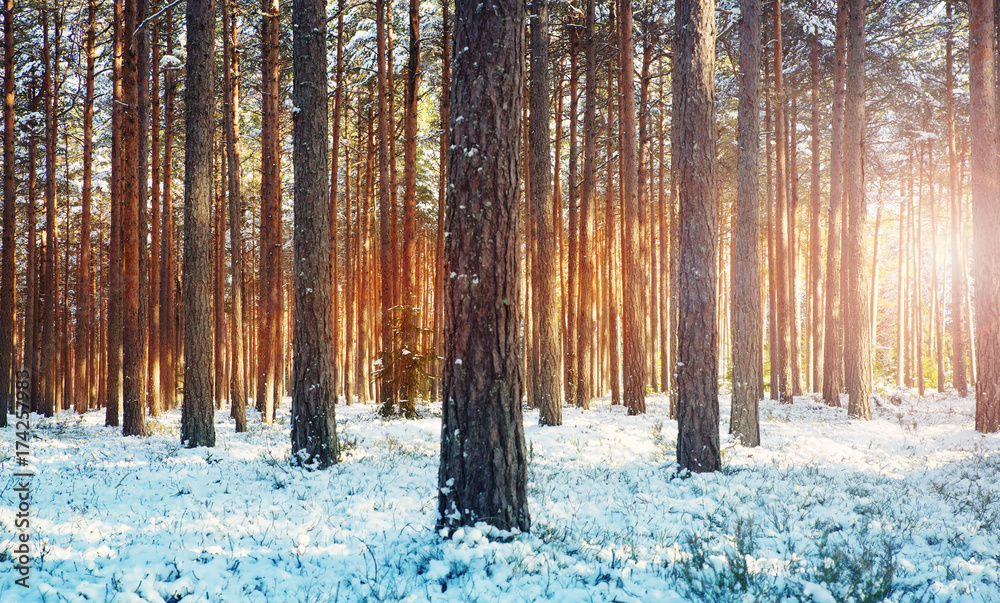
[2,390,999,602]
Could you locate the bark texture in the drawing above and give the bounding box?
[731,0,761,446]
[437,0,530,533]
[531,0,561,425]
[844,0,870,420]
[676,0,720,472]
[970,0,1000,432]
[181,0,216,447]
[291,0,338,467]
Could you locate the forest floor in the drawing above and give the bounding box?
[2,386,1000,602]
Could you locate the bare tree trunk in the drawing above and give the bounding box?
[576,0,598,410]
[731,0,762,446]
[530,0,561,424]
[970,0,1000,432]
[376,0,394,413]
[23,86,39,414]
[606,55,621,407]
[257,0,281,424]
[676,0,720,473]
[181,0,217,447]
[771,0,791,404]
[398,0,420,413]
[160,13,176,412]
[437,0,529,532]
[291,0,338,467]
[566,28,579,406]
[843,0,870,420]
[809,24,823,393]
[432,0,449,402]
[620,0,646,415]
[40,7,59,418]
[822,0,847,406]
[947,2,967,396]
[223,0,246,429]
[148,13,162,417]
[0,0,13,423]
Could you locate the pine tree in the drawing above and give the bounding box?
[437,0,530,533]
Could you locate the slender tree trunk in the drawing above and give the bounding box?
[788,94,802,396]
[107,0,123,422]
[658,69,669,394]
[970,0,1000,432]
[257,0,281,423]
[433,0,450,402]
[731,0,762,446]
[23,87,38,414]
[843,0,870,419]
[606,55,621,407]
[223,0,246,429]
[181,0,217,447]
[160,13,176,412]
[566,28,579,406]
[947,2,967,396]
[676,0,720,473]
[771,0,791,404]
[640,26,657,393]
[376,0,394,413]
[576,0,598,410]
[822,0,847,406]
[0,0,16,422]
[399,0,420,413]
[765,60,776,400]
[437,0,529,532]
[809,24,823,393]
[40,7,59,418]
[530,0,561,424]
[148,14,162,417]
[620,0,646,415]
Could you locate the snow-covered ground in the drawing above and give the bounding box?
[2,389,999,602]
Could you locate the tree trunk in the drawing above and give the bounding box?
[437,0,530,533]
[399,0,420,413]
[772,0,791,404]
[566,28,579,406]
[822,0,847,406]
[181,0,217,447]
[809,24,823,393]
[676,0,720,472]
[947,2,967,396]
[620,0,646,415]
[0,0,16,423]
[843,0,870,420]
[433,0,450,402]
[577,0,597,410]
[376,0,394,413]
[161,13,177,412]
[22,86,39,414]
[40,7,59,418]
[970,0,1000,432]
[291,0,338,467]
[606,55,621,407]
[731,0,761,446]
[530,0,561,425]
[257,0,281,424]
[223,0,246,429]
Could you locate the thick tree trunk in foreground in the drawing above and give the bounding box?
[844,0,870,420]
[181,0,216,447]
[531,0,561,425]
[970,0,1000,432]
[731,0,761,446]
[291,0,338,467]
[437,0,530,533]
[676,0,720,473]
